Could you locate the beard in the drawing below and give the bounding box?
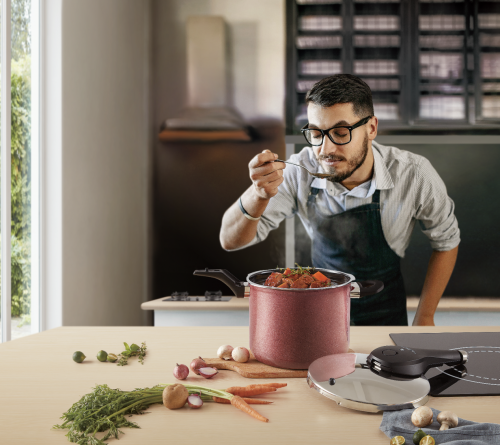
[316,134,369,183]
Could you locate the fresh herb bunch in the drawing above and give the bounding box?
[53,383,234,445]
[116,341,147,366]
[275,263,317,275]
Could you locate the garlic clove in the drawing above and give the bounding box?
[198,367,219,379]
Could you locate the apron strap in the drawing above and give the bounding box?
[308,187,380,204]
[307,187,321,204]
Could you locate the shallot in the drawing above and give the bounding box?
[198,367,219,379]
[232,346,250,363]
[187,393,203,409]
[173,363,189,380]
[190,357,207,375]
[217,345,234,360]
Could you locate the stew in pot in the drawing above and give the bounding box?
[264,266,332,289]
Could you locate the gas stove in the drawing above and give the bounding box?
[162,290,233,302]
[391,332,500,397]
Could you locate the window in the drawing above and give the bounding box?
[0,0,39,342]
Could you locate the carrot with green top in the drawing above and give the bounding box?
[231,396,269,422]
[246,383,287,389]
[212,396,272,404]
[225,385,277,397]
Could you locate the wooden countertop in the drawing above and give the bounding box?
[142,296,500,311]
[1,326,500,444]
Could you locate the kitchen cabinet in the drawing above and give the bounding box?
[286,0,500,132]
[1,326,499,444]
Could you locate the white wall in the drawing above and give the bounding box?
[152,0,285,121]
[59,0,152,326]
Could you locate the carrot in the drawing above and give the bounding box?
[225,386,277,397]
[312,271,329,282]
[212,396,272,405]
[246,383,287,389]
[283,268,292,276]
[230,395,269,422]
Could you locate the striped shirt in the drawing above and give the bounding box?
[244,140,460,257]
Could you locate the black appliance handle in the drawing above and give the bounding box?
[193,268,247,298]
[350,280,384,298]
[367,345,468,378]
[427,365,468,396]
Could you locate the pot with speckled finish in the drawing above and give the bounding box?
[193,268,383,370]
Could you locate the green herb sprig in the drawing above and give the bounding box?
[116,342,147,366]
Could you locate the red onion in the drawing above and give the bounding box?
[190,357,207,375]
[187,393,203,409]
[173,363,189,380]
[198,367,218,379]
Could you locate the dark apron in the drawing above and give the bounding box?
[307,187,408,326]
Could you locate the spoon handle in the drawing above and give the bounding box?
[275,159,309,172]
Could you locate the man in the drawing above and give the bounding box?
[220,74,460,326]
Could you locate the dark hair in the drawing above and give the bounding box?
[305,74,374,117]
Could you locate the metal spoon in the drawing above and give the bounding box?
[275,159,335,179]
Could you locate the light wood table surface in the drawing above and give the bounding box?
[1,326,499,444]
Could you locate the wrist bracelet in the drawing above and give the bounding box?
[238,197,261,221]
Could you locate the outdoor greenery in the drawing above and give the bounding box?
[10,56,32,319]
[0,0,32,321]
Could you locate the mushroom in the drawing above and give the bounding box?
[411,406,433,427]
[437,411,459,430]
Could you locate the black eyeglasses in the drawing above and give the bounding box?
[301,115,372,146]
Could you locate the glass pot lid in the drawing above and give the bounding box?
[307,353,430,413]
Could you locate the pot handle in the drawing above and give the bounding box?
[193,268,248,298]
[350,280,384,298]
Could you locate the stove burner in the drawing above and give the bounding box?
[204,290,222,301]
[170,291,189,301]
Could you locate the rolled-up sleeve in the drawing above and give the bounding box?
[414,158,461,251]
[237,158,300,250]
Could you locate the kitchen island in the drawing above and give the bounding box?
[1,326,499,444]
[142,296,500,326]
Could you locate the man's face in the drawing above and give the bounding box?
[307,102,371,183]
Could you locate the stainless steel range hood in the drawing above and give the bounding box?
[160,16,251,142]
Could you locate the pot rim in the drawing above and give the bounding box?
[246,267,356,292]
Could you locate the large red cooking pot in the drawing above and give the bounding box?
[193,268,383,369]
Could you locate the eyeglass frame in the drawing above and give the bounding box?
[300,115,373,146]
